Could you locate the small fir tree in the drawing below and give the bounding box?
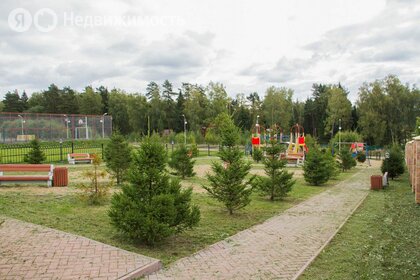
[381,145,405,179]
[104,133,132,185]
[339,149,357,171]
[169,144,196,179]
[109,136,200,245]
[252,148,263,163]
[256,141,295,200]
[24,138,46,164]
[77,155,112,205]
[303,146,330,186]
[324,148,340,179]
[204,113,254,215]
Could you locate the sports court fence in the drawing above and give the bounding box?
[0,112,112,143]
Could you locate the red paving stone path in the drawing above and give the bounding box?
[148,166,376,280]
[0,218,161,280]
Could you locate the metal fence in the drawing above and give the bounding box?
[165,144,248,156]
[0,141,105,163]
[0,112,112,143]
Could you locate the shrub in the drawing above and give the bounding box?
[324,148,340,179]
[356,152,366,163]
[252,148,263,163]
[189,144,199,157]
[108,136,200,245]
[331,130,363,145]
[24,138,46,164]
[339,149,357,171]
[204,113,254,214]
[104,133,132,185]
[303,146,331,186]
[256,141,295,200]
[169,144,196,179]
[76,155,112,205]
[381,145,405,179]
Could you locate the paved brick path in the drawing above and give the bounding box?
[148,166,376,280]
[0,218,161,280]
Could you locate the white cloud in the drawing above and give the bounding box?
[1,0,419,103]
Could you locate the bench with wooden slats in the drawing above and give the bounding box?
[0,164,54,187]
[67,153,93,164]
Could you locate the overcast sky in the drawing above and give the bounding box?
[1,0,419,102]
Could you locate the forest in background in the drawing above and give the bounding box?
[1,75,419,146]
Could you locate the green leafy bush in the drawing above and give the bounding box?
[356,152,366,163]
[109,136,200,245]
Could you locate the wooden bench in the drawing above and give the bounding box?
[0,164,54,187]
[67,153,93,164]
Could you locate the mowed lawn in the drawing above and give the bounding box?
[300,172,420,280]
[0,157,358,265]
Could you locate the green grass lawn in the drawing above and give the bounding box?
[0,160,358,265]
[300,172,420,280]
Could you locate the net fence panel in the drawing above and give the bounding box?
[0,112,112,143]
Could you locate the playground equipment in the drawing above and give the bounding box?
[285,123,308,165]
[251,122,284,151]
[251,119,308,165]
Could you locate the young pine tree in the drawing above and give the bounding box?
[169,144,195,179]
[252,147,263,163]
[257,141,295,200]
[24,138,46,164]
[339,149,357,172]
[381,145,405,179]
[77,155,112,205]
[104,133,132,185]
[303,146,330,186]
[108,136,200,245]
[204,113,254,215]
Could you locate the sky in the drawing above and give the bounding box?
[1,0,419,102]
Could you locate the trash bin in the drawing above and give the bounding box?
[370,175,382,190]
[53,167,68,187]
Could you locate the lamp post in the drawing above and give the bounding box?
[256,115,260,125]
[101,113,108,138]
[182,114,187,145]
[63,115,70,139]
[18,114,25,135]
[339,118,342,152]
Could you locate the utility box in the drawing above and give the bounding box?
[53,167,68,187]
[370,175,383,190]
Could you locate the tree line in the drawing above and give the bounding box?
[1,75,419,145]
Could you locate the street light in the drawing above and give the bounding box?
[339,118,342,152]
[182,114,187,145]
[256,115,260,125]
[17,114,25,135]
[63,115,70,139]
[101,113,108,138]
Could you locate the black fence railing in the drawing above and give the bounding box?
[0,141,105,164]
[164,144,249,156]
